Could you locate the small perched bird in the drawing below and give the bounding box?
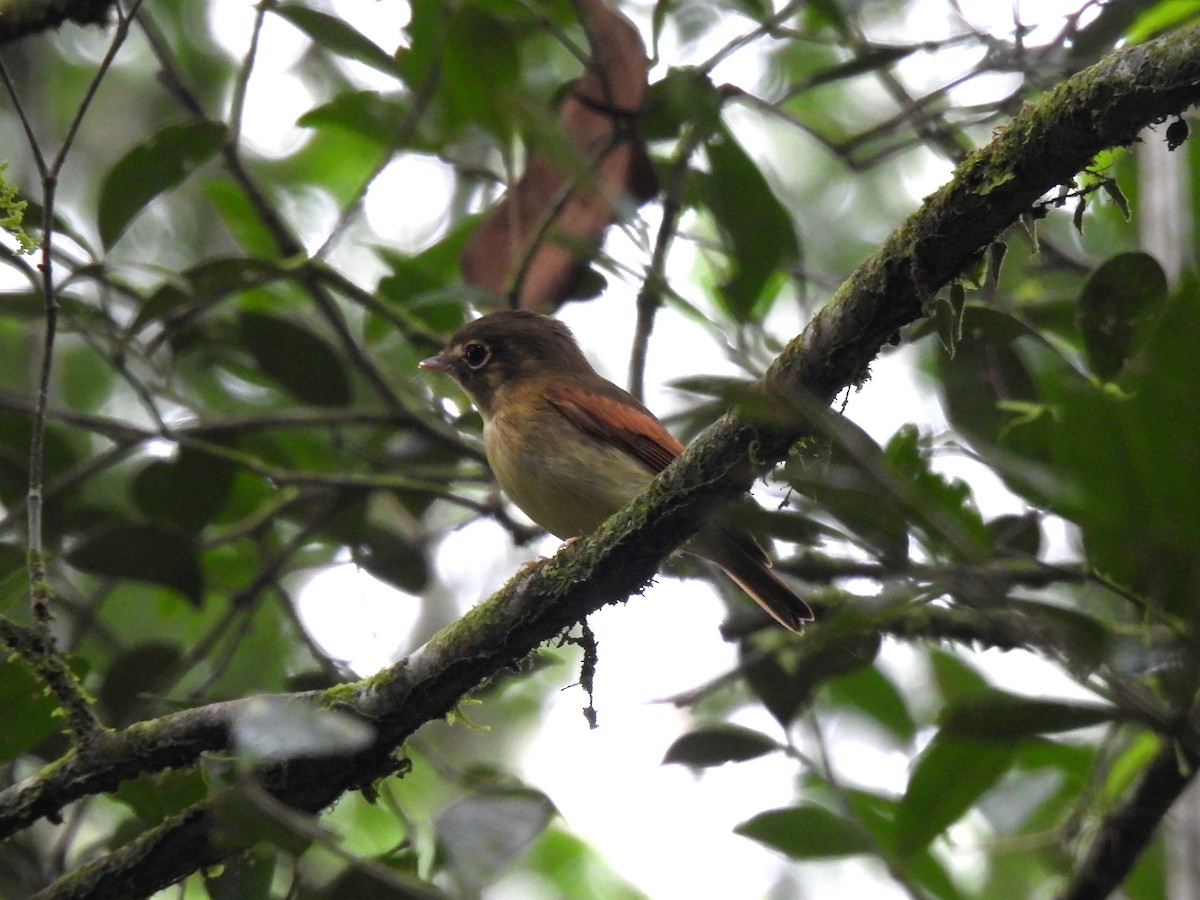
[419,309,812,631]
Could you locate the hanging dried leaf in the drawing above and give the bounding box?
[460,0,657,311]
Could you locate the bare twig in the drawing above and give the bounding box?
[0,0,146,746]
[312,50,441,260]
[699,0,807,75]
[628,123,705,400]
[228,0,268,148]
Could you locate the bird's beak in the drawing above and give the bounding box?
[418,353,452,374]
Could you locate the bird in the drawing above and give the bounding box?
[419,309,812,631]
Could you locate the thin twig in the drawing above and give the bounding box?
[3,0,146,745]
[699,0,807,75]
[628,123,705,399]
[228,0,268,148]
[0,58,47,173]
[842,18,972,163]
[49,2,146,175]
[501,125,629,307]
[236,776,443,900]
[313,60,441,260]
[806,710,926,900]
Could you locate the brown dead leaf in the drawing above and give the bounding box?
[460,0,657,311]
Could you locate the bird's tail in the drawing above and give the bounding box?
[692,528,813,632]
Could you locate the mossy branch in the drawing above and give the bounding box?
[11,24,1200,900]
[1058,741,1200,900]
[0,613,102,747]
[0,0,116,46]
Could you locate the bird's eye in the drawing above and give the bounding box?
[463,342,490,369]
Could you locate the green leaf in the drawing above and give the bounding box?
[837,789,961,897]
[269,121,391,206]
[941,689,1118,739]
[784,417,910,566]
[1101,178,1131,220]
[1077,252,1168,381]
[726,0,771,22]
[735,805,870,859]
[741,647,807,728]
[1105,732,1161,802]
[394,0,442,87]
[352,525,430,593]
[0,656,62,762]
[211,784,313,857]
[65,524,204,606]
[0,291,44,322]
[114,768,208,824]
[787,463,909,564]
[239,311,352,407]
[0,542,26,609]
[907,847,966,900]
[662,724,780,767]
[884,425,989,559]
[206,596,307,696]
[987,240,1008,286]
[929,650,991,704]
[435,789,557,891]
[273,3,399,76]
[824,665,916,743]
[442,7,521,138]
[1048,280,1200,616]
[642,68,722,143]
[1127,0,1200,43]
[894,731,1017,856]
[805,0,849,31]
[98,121,227,249]
[297,90,409,144]
[933,284,966,356]
[132,446,238,535]
[698,127,800,321]
[1007,599,1112,671]
[742,629,880,728]
[99,642,182,725]
[373,220,476,334]
[204,847,276,900]
[934,305,1062,465]
[1125,829,1167,900]
[132,258,285,334]
[524,827,646,900]
[230,696,375,763]
[59,341,113,412]
[201,178,284,258]
[985,512,1041,557]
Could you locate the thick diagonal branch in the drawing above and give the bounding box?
[1059,742,1200,900]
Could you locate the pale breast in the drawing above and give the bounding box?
[484,402,656,540]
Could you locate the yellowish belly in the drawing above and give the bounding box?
[484,407,656,539]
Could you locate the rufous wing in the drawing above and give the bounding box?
[548,378,811,631]
[546,378,684,474]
